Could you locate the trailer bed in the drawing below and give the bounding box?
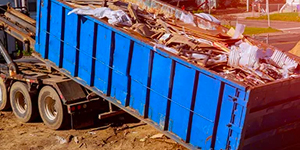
[34,0,300,149]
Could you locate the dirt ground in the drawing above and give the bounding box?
[0,111,187,150]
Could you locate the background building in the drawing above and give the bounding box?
[280,0,300,12]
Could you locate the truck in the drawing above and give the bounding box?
[0,0,300,149]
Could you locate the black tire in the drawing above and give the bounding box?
[38,86,69,130]
[10,82,38,122]
[0,78,10,110]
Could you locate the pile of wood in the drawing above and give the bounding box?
[66,0,300,87]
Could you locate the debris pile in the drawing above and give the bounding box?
[66,0,300,86]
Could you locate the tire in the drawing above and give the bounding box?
[0,78,10,110]
[38,86,69,130]
[10,82,38,122]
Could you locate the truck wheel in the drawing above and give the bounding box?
[10,82,38,122]
[38,86,69,130]
[0,78,10,110]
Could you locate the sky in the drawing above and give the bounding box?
[0,0,15,6]
[0,0,36,19]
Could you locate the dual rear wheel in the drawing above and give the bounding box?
[0,81,68,129]
[38,86,68,129]
[0,78,9,110]
[10,82,38,122]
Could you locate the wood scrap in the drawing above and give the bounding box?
[108,1,128,11]
[289,40,300,57]
[212,42,230,52]
[156,19,170,34]
[127,3,140,23]
[64,0,105,6]
[131,23,154,38]
[165,34,197,49]
[66,0,300,87]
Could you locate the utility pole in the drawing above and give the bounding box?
[266,0,271,27]
[14,0,19,8]
[247,0,249,11]
[208,0,211,14]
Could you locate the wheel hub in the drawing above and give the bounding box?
[44,97,57,121]
[15,91,27,114]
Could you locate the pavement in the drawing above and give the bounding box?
[216,12,300,51]
[233,19,300,33]
[220,11,300,33]
[252,33,300,51]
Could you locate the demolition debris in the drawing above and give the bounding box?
[66,0,300,87]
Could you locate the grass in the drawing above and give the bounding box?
[243,27,281,35]
[192,10,204,14]
[17,48,33,56]
[246,12,300,22]
[223,25,281,35]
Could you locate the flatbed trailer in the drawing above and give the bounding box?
[0,4,121,130]
[1,0,300,150]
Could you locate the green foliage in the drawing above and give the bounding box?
[243,27,281,35]
[246,12,300,22]
[15,42,33,57]
[192,10,204,14]
[17,48,33,57]
[222,25,281,35]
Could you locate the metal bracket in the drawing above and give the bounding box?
[98,110,125,120]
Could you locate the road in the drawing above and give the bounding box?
[221,18,300,51]
[255,33,300,51]
[233,19,300,33]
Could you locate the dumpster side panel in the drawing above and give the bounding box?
[129,43,151,116]
[35,0,249,149]
[48,2,62,67]
[190,74,221,149]
[94,25,112,95]
[36,0,51,58]
[240,78,300,150]
[78,18,95,86]
[63,9,78,76]
[148,53,172,129]
[168,62,196,141]
[110,34,131,105]
[35,0,40,45]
